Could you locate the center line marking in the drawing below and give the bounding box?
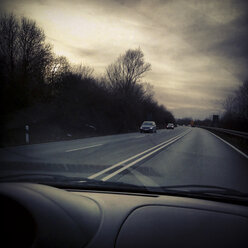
[102,130,190,181]
[66,144,103,152]
[88,130,190,180]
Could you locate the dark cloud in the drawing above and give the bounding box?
[113,0,142,6]
[176,1,248,80]
[208,14,248,73]
[2,0,248,119]
[154,86,225,119]
[70,46,100,57]
[1,0,48,9]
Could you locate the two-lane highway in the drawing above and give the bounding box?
[114,128,248,193]
[0,127,247,193]
[0,127,187,166]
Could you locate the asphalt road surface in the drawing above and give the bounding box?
[0,127,247,193]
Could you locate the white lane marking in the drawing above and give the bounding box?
[88,130,190,179]
[102,131,190,181]
[65,144,103,152]
[209,132,248,159]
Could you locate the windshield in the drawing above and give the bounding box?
[142,122,154,126]
[0,0,248,204]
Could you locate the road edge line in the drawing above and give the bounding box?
[208,131,248,159]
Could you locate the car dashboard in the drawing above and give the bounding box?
[1,183,248,248]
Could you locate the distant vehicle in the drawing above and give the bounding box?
[140,121,157,133]
[166,123,174,129]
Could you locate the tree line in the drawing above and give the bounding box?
[192,80,248,131]
[0,13,175,143]
[221,80,248,131]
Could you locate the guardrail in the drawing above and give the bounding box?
[199,126,248,139]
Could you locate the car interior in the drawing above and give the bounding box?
[1,182,247,248]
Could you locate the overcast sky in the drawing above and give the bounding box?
[2,0,248,119]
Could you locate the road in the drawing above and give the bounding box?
[0,127,248,193]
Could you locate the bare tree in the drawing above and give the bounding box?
[73,64,94,79]
[106,48,151,95]
[223,81,248,118]
[46,55,71,84]
[142,82,154,99]
[18,17,52,83]
[236,80,248,120]
[221,80,248,131]
[223,95,235,113]
[0,13,19,76]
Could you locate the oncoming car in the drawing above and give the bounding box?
[166,123,174,129]
[140,121,157,133]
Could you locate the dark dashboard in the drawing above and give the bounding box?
[1,183,248,248]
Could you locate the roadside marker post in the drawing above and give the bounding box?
[25,125,29,144]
